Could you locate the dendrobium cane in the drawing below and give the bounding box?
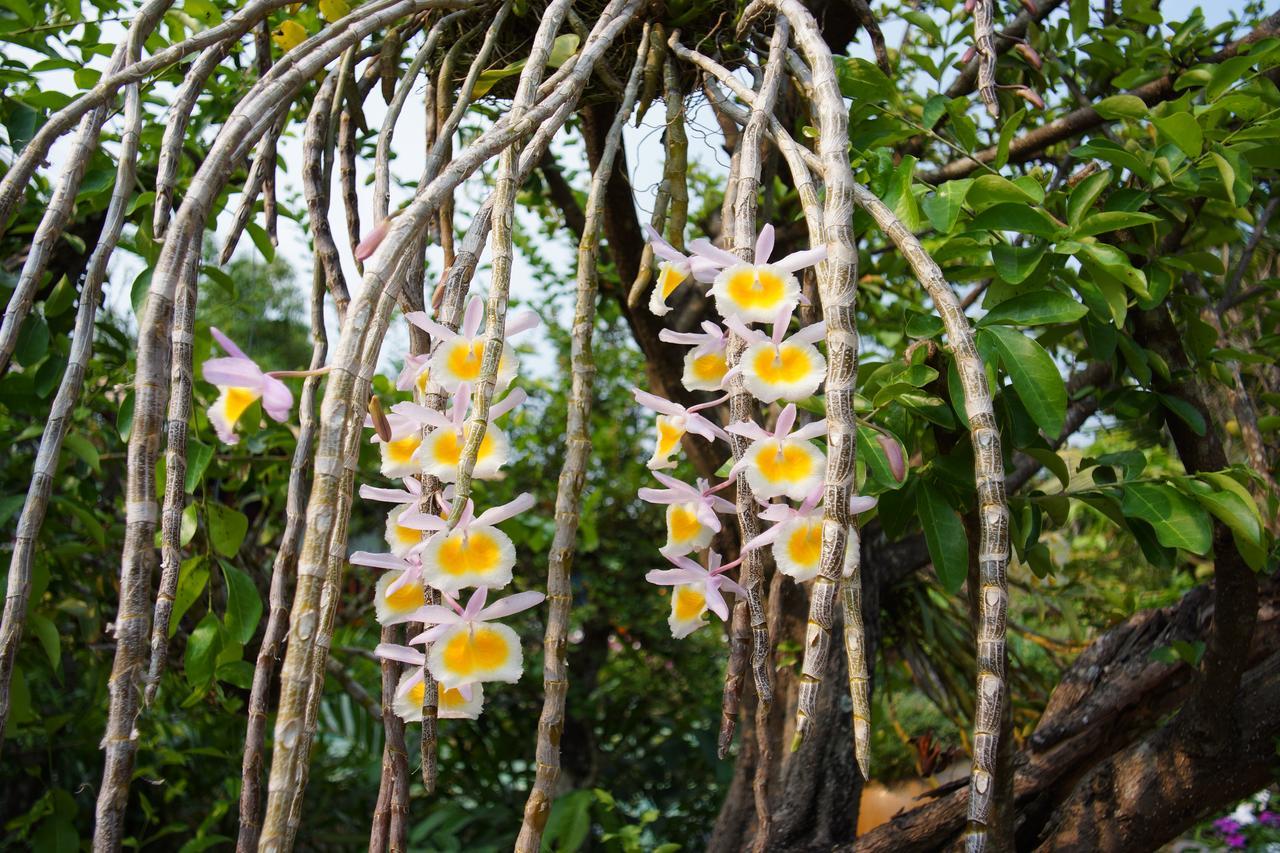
[633,389,728,470]
[351,550,428,626]
[642,223,721,317]
[391,384,523,483]
[725,307,827,403]
[727,403,828,501]
[695,223,827,324]
[645,551,747,639]
[399,493,534,594]
[405,295,539,392]
[201,327,294,445]
[743,488,878,582]
[638,472,736,556]
[406,587,546,689]
[659,321,730,393]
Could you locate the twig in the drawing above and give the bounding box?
[514,26,650,852]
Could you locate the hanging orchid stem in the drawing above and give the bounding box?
[515,25,650,851]
[0,63,146,750]
[237,268,332,853]
[850,181,1009,850]
[975,0,1000,120]
[266,366,335,379]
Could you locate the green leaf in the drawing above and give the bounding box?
[184,439,214,493]
[1074,211,1160,237]
[981,326,1067,435]
[244,222,275,263]
[184,613,223,687]
[43,275,76,317]
[15,315,49,367]
[1066,169,1112,227]
[1206,54,1256,101]
[180,503,199,548]
[968,174,1041,208]
[980,292,1087,327]
[1156,393,1206,436]
[62,433,101,473]
[1120,482,1212,555]
[1193,473,1267,570]
[206,503,248,557]
[219,560,263,645]
[1152,112,1202,158]
[170,555,209,637]
[1210,151,1236,206]
[990,242,1047,285]
[970,203,1060,237]
[921,179,972,234]
[916,483,968,594]
[130,267,153,316]
[1025,448,1071,491]
[28,613,61,670]
[993,109,1026,171]
[1093,95,1149,119]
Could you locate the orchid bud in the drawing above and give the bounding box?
[960,45,976,65]
[1014,42,1043,70]
[355,218,391,262]
[1013,86,1045,110]
[1020,0,1038,13]
[876,432,907,483]
[368,395,392,443]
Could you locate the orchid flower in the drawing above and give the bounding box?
[405,587,546,689]
[388,384,522,483]
[359,477,427,555]
[643,223,721,317]
[659,321,730,393]
[374,645,485,722]
[692,224,827,324]
[362,407,425,478]
[727,403,828,501]
[350,551,428,626]
[400,493,533,594]
[406,296,539,393]
[634,389,729,470]
[724,306,828,403]
[395,352,431,395]
[743,488,877,581]
[645,551,747,639]
[201,327,294,445]
[638,472,736,556]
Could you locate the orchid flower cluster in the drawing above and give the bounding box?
[635,223,877,638]
[357,295,545,723]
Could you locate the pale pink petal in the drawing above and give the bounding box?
[637,487,681,505]
[776,404,797,437]
[406,310,457,342]
[645,568,706,586]
[503,309,541,338]
[476,590,546,621]
[791,321,828,346]
[375,643,426,666]
[790,419,829,441]
[202,357,265,388]
[754,223,775,265]
[689,257,723,284]
[713,574,748,599]
[704,582,730,621]
[491,387,527,420]
[687,238,741,268]
[743,524,784,552]
[355,219,391,262]
[350,551,410,571]
[394,665,425,699]
[409,623,456,644]
[773,245,828,273]
[210,327,250,360]
[850,494,879,514]
[633,388,683,417]
[472,492,535,527]
[260,375,293,421]
[359,484,417,503]
[725,421,771,442]
[462,297,484,338]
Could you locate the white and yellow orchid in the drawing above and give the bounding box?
[633,389,729,470]
[724,307,827,403]
[201,327,294,445]
[645,550,746,639]
[727,403,827,501]
[400,493,533,594]
[659,321,730,393]
[350,550,428,626]
[638,471,736,556]
[358,478,431,556]
[406,587,546,689]
[390,384,521,484]
[374,645,486,722]
[406,296,539,393]
[642,223,722,317]
[692,224,827,324]
[743,488,877,582]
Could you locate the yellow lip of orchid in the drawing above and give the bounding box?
[664,502,714,555]
[385,503,427,556]
[202,327,294,445]
[404,296,539,393]
[374,570,428,625]
[379,432,424,478]
[667,584,708,638]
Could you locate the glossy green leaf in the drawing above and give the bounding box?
[979,292,1087,327]
[206,503,248,557]
[1074,211,1160,237]
[990,242,1047,285]
[916,483,968,594]
[1093,94,1149,120]
[971,203,1059,237]
[28,613,61,670]
[170,555,209,638]
[220,560,262,645]
[184,613,223,687]
[1066,169,1112,227]
[981,326,1067,435]
[1152,112,1202,158]
[1119,482,1212,555]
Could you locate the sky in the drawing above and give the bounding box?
[10,0,1256,377]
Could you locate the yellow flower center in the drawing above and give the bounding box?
[393,523,423,548]
[445,339,487,383]
[752,344,812,385]
[441,627,510,677]
[407,680,426,708]
[221,386,260,427]
[386,435,421,465]
[725,266,786,311]
[437,529,502,577]
[659,263,688,299]
[656,417,684,458]
[691,351,728,383]
[439,685,469,710]
[385,579,425,613]
[429,428,496,467]
[755,440,815,484]
[673,585,706,622]
[787,520,824,568]
[667,504,703,544]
